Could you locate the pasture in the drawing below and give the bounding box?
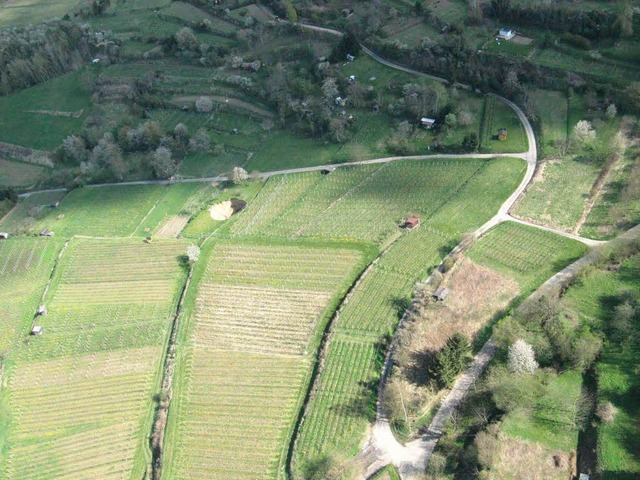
[0,159,49,188]
[0,71,92,150]
[466,221,587,295]
[529,89,568,157]
[480,96,528,154]
[163,240,368,480]
[1,238,188,479]
[513,156,601,231]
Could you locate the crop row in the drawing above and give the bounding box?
[194,283,331,355]
[294,336,380,462]
[4,346,160,479]
[237,160,486,244]
[168,347,307,480]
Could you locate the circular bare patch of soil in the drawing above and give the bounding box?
[209,198,247,220]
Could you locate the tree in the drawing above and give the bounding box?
[187,245,200,263]
[195,96,213,113]
[283,0,298,22]
[445,112,458,128]
[572,120,596,146]
[151,146,176,179]
[189,128,211,152]
[62,134,88,164]
[624,82,640,113]
[508,339,538,375]
[175,27,198,51]
[503,69,521,96]
[231,166,249,184]
[321,77,339,103]
[458,108,473,127]
[605,103,617,119]
[329,31,361,63]
[618,0,634,37]
[173,123,189,153]
[596,402,617,423]
[611,301,635,341]
[462,133,479,151]
[433,333,472,387]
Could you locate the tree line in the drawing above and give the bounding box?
[0,21,96,96]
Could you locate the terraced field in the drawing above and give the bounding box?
[163,241,368,480]
[1,238,187,479]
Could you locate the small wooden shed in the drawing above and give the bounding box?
[40,228,54,237]
[433,287,450,302]
[346,53,355,62]
[31,326,43,336]
[0,232,9,240]
[403,216,421,230]
[498,129,508,141]
[37,305,47,316]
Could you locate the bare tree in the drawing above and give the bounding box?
[195,96,214,113]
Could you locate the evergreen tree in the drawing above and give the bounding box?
[433,333,472,387]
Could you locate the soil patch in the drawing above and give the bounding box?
[156,215,189,238]
[209,198,246,221]
[512,35,534,45]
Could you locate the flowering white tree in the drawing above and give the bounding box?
[231,166,249,184]
[606,104,617,119]
[508,339,538,375]
[187,245,200,263]
[572,120,596,145]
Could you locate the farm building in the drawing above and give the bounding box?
[579,475,590,480]
[37,305,47,315]
[335,97,347,107]
[321,167,336,175]
[421,118,436,129]
[0,232,8,239]
[40,228,54,237]
[497,28,516,40]
[346,53,355,62]
[433,287,450,302]
[498,129,508,141]
[402,216,421,230]
[371,104,380,113]
[31,325,43,336]
[348,75,356,84]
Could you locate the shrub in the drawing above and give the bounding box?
[560,33,592,50]
[596,401,617,423]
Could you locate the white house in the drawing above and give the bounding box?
[497,28,516,40]
[421,117,436,129]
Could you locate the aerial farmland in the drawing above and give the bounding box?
[1,0,639,479]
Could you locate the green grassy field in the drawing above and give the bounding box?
[513,156,601,231]
[529,89,568,157]
[0,71,93,150]
[0,191,67,233]
[0,238,188,479]
[0,0,80,28]
[580,145,640,240]
[562,255,640,479]
[0,159,49,188]
[163,240,369,480]
[467,221,587,295]
[480,96,528,154]
[501,370,583,451]
[5,185,165,237]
